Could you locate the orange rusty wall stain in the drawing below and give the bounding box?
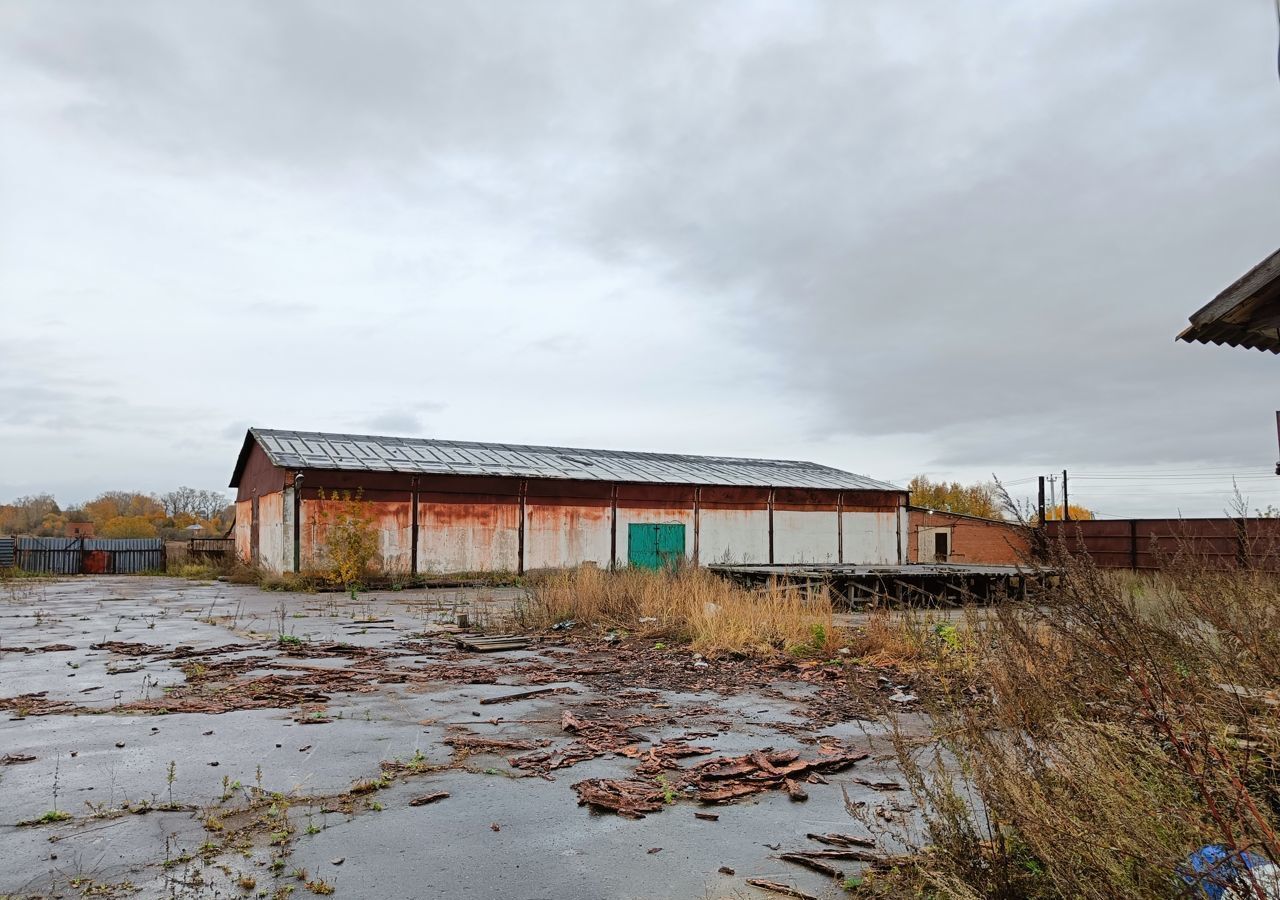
[419,501,520,573]
[234,500,253,563]
[524,503,611,570]
[300,499,413,575]
[256,492,286,574]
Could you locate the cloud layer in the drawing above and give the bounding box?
[2,0,1279,514]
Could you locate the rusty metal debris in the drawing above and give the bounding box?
[851,776,905,791]
[2,753,36,765]
[744,879,817,899]
[478,686,563,705]
[806,832,876,849]
[1,692,79,717]
[572,746,868,818]
[445,734,549,754]
[509,709,714,778]
[0,643,76,654]
[408,792,450,806]
[778,853,842,878]
[455,635,532,652]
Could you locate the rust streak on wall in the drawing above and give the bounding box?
[693,487,701,566]
[609,485,618,571]
[837,492,844,564]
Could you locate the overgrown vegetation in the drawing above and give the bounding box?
[519,565,838,656]
[310,488,380,598]
[862,547,1280,900]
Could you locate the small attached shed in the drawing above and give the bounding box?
[229,428,909,575]
[908,507,1030,565]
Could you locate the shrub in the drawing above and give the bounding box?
[311,488,380,596]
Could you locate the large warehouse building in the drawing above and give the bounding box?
[230,428,909,575]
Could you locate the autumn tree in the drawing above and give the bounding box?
[1034,504,1096,523]
[160,486,199,518]
[0,494,62,535]
[908,476,1004,519]
[3,488,232,539]
[159,487,229,520]
[83,491,165,524]
[99,516,160,538]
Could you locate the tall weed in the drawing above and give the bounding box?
[873,545,1280,900]
[520,566,836,656]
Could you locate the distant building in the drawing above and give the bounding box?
[229,428,910,575]
[908,507,1030,565]
[66,522,94,538]
[1179,247,1280,353]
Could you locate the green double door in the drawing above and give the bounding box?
[628,523,686,570]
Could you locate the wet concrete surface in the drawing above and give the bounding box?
[0,577,920,899]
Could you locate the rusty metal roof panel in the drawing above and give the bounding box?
[1179,247,1280,353]
[242,428,902,492]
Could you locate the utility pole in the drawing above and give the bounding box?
[1274,411,1279,476]
[1047,474,1057,520]
[1062,469,1070,522]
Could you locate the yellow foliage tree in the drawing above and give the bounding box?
[908,476,1003,520]
[1036,504,1096,522]
[100,516,159,538]
[84,492,164,526]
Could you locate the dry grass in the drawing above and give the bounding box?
[519,565,837,657]
[861,547,1280,900]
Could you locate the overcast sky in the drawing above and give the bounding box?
[3,0,1280,517]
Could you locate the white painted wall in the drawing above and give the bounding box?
[523,505,612,569]
[774,510,841,564]
[698,508,770,565]
[842,511,901,564]
[257,492,286,574]
[234,499,252,564]
[418,503,520,573]
[614,507,694,566]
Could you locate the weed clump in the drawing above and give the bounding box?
[519,566,836,656]
[869,542,1280,900]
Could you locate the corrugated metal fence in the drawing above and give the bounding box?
[0,537,15,568]
[13,537,165,575]
[1043,518,1280,572]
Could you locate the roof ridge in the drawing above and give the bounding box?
[250,427,836,470]
[236,427,902,493]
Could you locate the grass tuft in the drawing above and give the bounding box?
[518,565,836,656]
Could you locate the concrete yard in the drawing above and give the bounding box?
[0,577,922,900]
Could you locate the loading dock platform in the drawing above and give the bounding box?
[708,562,1050,607]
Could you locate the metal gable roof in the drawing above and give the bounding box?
[232,428,902,493]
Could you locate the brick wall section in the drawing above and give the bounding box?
[908,509,1031,565]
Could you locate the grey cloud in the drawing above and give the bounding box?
[4,0,1280,510]
[364,412,424,435]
